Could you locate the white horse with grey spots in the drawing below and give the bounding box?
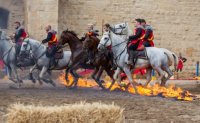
[109,22,178,82]
[0,30,22,86]
[98,31,176,91]
[20,38,72,86]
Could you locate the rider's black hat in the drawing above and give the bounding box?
[140,19,146,24]
[135,18,142,23]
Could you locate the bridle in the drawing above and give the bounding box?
[99,32,127,49]
[99,32,127,66]
[1,46,14,66]
[22,39,44,59]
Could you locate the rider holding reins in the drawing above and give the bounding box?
[83,24,99,64]
[128,18,146,65]
[42,25,58,66]
[13,21,27,57]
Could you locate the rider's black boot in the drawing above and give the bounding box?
[50,56,56,68]
[128,50,136,65]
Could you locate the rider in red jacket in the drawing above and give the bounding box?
[128,19,145,65]
[141,19,154,47]
[14,21,27,56]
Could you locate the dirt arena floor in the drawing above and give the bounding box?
[0,79,200,123]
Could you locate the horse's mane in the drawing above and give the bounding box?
[0,30,8,40]
[63,30,78,38]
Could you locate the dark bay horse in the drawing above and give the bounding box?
[83,35,115,87]
[59,30,115,89]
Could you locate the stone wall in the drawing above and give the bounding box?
[58,0,200,77]
[25,0,59,40]
[1,0,200,77]
[0,0,25,35]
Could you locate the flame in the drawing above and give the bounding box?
[3,75,8,80]
[58,73,194,101]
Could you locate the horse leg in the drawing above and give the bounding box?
[95,67,105,90]
[65,67,70,83]
[161,66,173,86]
[123,66,138,94]
[69,63,81,89]
[10,64,22,88]
[91,67,99,80]
[29,64,37,84]
[39,67,56,87]
[69,68,79,88]
[144,68,153,86]
[152,66,165,86]
[114,67,120,81]
[105,67,115,90]
[6,66,15,83]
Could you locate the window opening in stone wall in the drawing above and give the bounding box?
[0,8,9,29]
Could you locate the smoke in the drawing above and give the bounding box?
[0,8,9,29]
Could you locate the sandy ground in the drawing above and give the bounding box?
[0,79,200,123]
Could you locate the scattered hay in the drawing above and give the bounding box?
[6,102,124,123]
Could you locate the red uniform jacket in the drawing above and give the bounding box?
[128,26,146,50]
[144,25,154,47]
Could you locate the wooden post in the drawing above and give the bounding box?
[101,19,104,36]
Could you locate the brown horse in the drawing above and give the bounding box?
[59,30,115,89]
[83,35,115,87]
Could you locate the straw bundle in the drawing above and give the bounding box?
[6,102,124,123]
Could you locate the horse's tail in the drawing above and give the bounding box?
[162,48,178,71]
[172,53,178,71]
[163,52,173,66]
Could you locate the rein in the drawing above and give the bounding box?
[1,46,14,66]
[100,32,127,67]
[25,40,45,60]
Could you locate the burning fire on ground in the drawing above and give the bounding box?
[58,73,194,101]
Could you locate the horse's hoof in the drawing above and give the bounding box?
[51,82,56,87]
[118,82,127,87]
[99,80,105,83]
[102,87,110,91]
[9,84,20,89]
[31,79,36,84]
[160,84,166,87]
[69,85,77,90]
[19,80,23,83]
[65,78,69,82]
[91,75,95,80]
[38,81,43,85]
[99,85,106,90]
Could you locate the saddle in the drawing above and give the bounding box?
[54,48,64,59]
[46,47,63,59]
[133,43,147,59]
[46,47,64,69]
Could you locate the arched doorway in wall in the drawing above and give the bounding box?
[0,8,9,29]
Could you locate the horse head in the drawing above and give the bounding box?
[98,31,111,51]
[20,38,31,57]
[110,22,132,38]
[59,29,79,45]
[0,30,8,40]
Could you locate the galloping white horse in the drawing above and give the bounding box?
[20,38,72,86]
[110,22,178,82]
[98,31,176,90]
[0,30,22,86]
